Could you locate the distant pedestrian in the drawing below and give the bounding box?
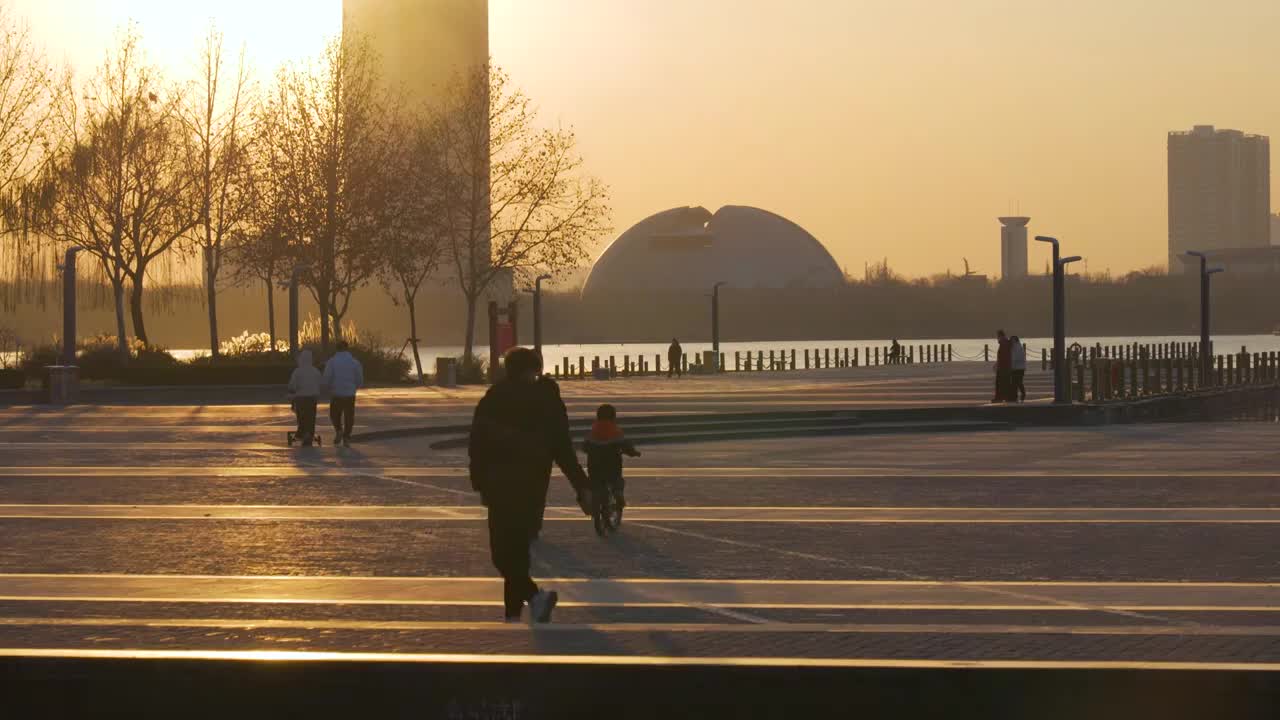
[287,350,321,447]
[323,340,364,447]
[667,338,683,378]
[889,339,902,365]
[1010,335,1027,403]
[469,347,592,623]
[993,330,1012,403]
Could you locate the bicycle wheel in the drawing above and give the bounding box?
[606,492,623,530]
[592,505,609,536]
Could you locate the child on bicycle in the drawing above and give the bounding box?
[584,404,641,512]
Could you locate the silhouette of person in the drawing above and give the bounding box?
[468,347,591,623]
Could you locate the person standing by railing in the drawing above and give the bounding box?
[1010,336,1027,403]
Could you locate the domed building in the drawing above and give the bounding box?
[581,205,845,297]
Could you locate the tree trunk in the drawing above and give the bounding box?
[407,297,424,384]
[265,277,277,351]
[128,278,148,346]
[111,277,128,362]
[207,267,219,358]
[319,282,331,352]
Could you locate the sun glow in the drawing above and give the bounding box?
[11,0,342,82]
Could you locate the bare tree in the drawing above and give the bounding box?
[181,25,255,358]
[254,35,399,351]
[378,109,446,382]
[0,7,58,214]
[41,29,197,354]
[438,65,611,361]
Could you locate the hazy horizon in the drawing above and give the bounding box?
[11,0,1280,279]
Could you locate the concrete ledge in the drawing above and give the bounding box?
[2,654,1277,719]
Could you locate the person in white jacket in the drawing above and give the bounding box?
[322,341,364,447]
[1010,335,1027,403]
[288,350,323,446]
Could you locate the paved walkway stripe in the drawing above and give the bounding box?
[0,648,1276,671]
[0,504,1277,523]
[0,576,1275,609]
[0,617,1274,637]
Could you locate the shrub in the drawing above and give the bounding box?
[220,331,286,357]
[456,354,489,384]
[21,345,60,380]
[0,368,24,389]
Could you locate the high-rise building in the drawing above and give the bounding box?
[343,0,488,106]
[998,216,1029,280]
[1168,125,1271,272]
[343,1,508,320]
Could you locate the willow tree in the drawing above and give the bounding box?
[41,30,197,354]
[437,65,611,362]
[0,8,60,309]
[255,34,399,351]
[181,26,255,358]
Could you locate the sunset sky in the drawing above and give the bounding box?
[12,0,1280,278]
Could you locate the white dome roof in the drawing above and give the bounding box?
[582,205,844,296]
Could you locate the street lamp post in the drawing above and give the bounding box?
[1186,251,1223,386]
[1035,236,1083,403]
[712,281,727,370]
[533,274,552,358]
[288,264,310,357]
[61,247,82,366]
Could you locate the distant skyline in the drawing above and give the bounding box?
[11,0,1280,278]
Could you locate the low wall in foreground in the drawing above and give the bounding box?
[2,655,1278,719]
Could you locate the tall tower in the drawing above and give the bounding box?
[342,0,488,106]
[998,216,1030,280]
[343,1,507,319]
[1168,125,1271,273]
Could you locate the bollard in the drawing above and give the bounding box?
[609,356,617,378]
[1141,354,1149,395]
[791,349,797,370]
[623,355,630,377]
[854,348,860,367]
[874,347,880,366]
[1042,348,1048,371]
[843,348,850,368]
[948,344,953,362]
[734,351,740,372]
[984,344,990,363]
[804,349,810,370]
[824,349,830,368]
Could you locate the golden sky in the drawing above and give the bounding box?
[13,0,1280,278]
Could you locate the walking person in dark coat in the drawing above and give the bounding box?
[667,339,683,378]
[469,347,592,623]
[993,329,1012,403]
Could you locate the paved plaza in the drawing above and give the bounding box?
[0,365,1277,671]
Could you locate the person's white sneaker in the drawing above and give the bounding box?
[529,590,558,624]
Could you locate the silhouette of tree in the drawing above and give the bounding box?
[253,34,400,351]
[378,108,445,382]
[437,64,610,362]
[0,8,62,310]
[39,29,198,355]
[180,25,255,358]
